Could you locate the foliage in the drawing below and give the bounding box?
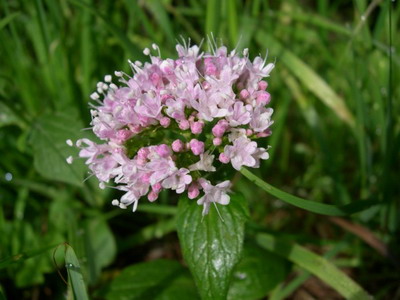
[0,0,399,299]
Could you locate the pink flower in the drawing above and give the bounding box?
[162,168,192,193]
[146,157,177,185]
[250,106,274,132]
[72,40,275,214]
[223,136,259,170]
[227,101,252,127]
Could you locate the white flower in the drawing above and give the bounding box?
[189,151,216,172]
[227,128,247,142]
[197,179,231,215]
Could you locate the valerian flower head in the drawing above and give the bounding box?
[70,40,274,215]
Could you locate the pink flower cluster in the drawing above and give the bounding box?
[70,41,274,215]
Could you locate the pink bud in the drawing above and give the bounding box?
[172,139,185,152]
[202,81,211,90]
[160,59,174,74]
[212,124,226,138]
[205,64,217,76]
[256,91,271,106]
[190,121,204,135]
[213,137,222,146]
[137,147,149,160]
[156,144,171,157]
[141,173,151,184]
[246,129,253,136]
[258,80,268,90]
[219,153,230,164]
[160,117,171,128]
[137,158,146,166]
[204,57,213,65]
[150,72,161,85]
[161,94,172,103]
[152,183,162,193]
[179,119,190,130]
[188,183,200,199]
[148,191,159,202]
[128,124,142,134]
[256,128,272,138]
[240,89,250,99]
[189,139,205,156]
[218,119,229,127]
[116,129,132,143]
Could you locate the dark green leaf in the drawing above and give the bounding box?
[84,218,117,284]
[30,112,88,186]
[106,259,199,300]
[176,194,249,300]
[228,242,290,300]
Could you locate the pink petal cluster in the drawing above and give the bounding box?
[70,41,274,215]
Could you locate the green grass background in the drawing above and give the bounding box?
[0,0,399,299]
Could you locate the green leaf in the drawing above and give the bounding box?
[0,102,24,128]
[228,242,290,300]
[176,194,249,300]
[84,218,117,284]
[30,112,88,186]
[65,244,90,300]
[106,259,199,300]
[240,168,378,216]
[256,233,372,300]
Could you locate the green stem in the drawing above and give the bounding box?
[240,168,378,216]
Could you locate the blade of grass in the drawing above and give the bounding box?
[144,0,175,45]
[257,233,372,300]
[65,244,89,300]
[67,0,143,59]
[256,32,356,129]
[240,168,378,216]
[205,0,220,37]
[0,12,20,30]
[226,0,238,47]
[0,244,57,269]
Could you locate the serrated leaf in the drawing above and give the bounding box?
[176,193,249,300]
[228,242,291,300]
[30,112,88,186]
[106,259,199,300]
